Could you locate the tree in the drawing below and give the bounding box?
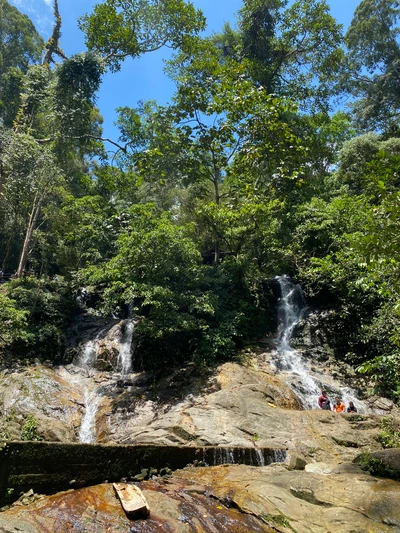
[336,133,400,194]
[0,0,43,74]
[345,0,400,131]
[79,0,206,72]
[0,0,44,126]
[195,0,345,112]
[118,64,303,263]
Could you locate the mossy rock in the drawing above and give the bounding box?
[355,449,400,481]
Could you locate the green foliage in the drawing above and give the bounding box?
[345,0,400,131]
[80,204,276,368]
[20,415,42,441]
[336,133,400,194]
[0,291,29,346]
[0,0,400,398]
[0,1,43,75]
[378,416,400,448]
[208,0,345,112]
[356,451,400,480]
[53,53,104,140]
[293,141,400,399]
[3,279,79,359]
[79,0,206,72]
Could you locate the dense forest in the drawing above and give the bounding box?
[0,0,399,400]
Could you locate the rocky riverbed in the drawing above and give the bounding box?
[1,461,399,533]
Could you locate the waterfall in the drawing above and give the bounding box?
[273,275,368,412]
[254,448,265,466]
[79,339,97,368]
[78,388,100,443]
[117,320,134,375]
[76,334,102,443]
[74,317,135,443]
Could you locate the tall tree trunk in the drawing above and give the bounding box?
[17,193,43,277]
[0,161,6,196]
[2,231,14,271]
[213,172,220,265]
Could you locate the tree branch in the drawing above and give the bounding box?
[43,0,67,66]
[35,135,130,153]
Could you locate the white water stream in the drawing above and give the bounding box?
[78,388,100,443]
[272,275,369,412]
[117,320,135,375]
[76,319,135,443]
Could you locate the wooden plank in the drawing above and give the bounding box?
[113,482,150,518]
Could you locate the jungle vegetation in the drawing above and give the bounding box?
[0,0,399,400]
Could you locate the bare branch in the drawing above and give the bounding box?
[35,135,130,153]
[43,0,67,66]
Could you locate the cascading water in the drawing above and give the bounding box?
[254,448,265,466]
[78,389,100,443]
[272,275,368,412]
[79,339,97,368]
[75,317,135,443]
[76,336,102,443]
[117,320,134,375]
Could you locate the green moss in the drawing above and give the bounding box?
[356,451,400,481]
[21,416,42,442]
[261,512,296,531]
[378,416,400,449]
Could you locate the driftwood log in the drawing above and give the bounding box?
[113,483,150,518]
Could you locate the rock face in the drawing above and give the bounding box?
[0,359,397,465]
[108,362,391,464]
[0,365,82,442]
[0,339,399,531]
[291,309,336,362]
[178,463,400,533]
[0,464,399,533]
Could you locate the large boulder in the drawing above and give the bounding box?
[359,448,400,481]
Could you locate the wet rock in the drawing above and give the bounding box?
[178,464,399,533]
[0,461,399,532]
[0,479,275,533]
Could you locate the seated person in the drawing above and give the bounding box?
[318,390,331,410]
[333,397,345,413]
[347,401,357,413]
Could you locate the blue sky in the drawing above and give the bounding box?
[11,0,362,142]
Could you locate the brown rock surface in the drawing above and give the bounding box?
[178,463,400,533]
[0,361,396,466]
[0,479,275,533]
[112,363,388,464]
[0,464,399,533]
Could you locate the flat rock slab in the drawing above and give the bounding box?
[113,483,150,518]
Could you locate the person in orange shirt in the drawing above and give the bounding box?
[333,397,345,413]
